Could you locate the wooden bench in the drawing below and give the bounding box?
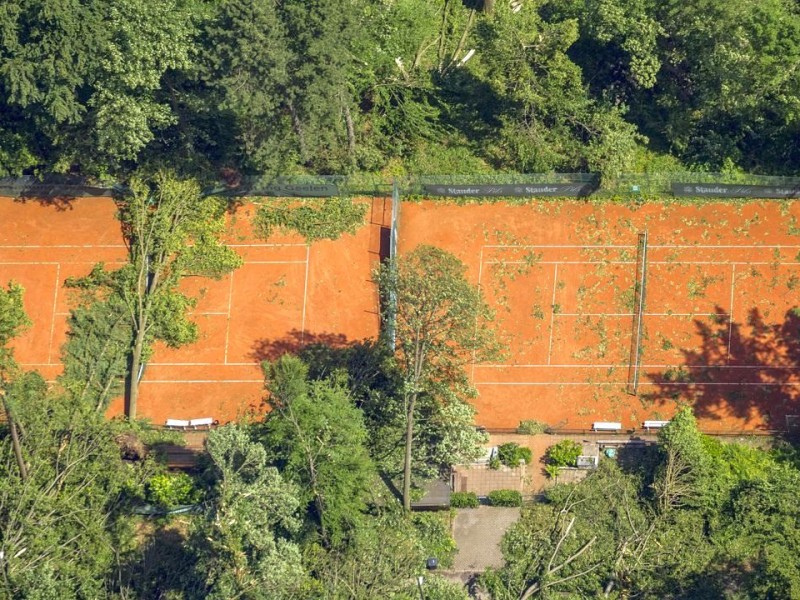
[165,419,190,430]
[643,420,670,431]
[189,417,214,430]
[592,421,622,432]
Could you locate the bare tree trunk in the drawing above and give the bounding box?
[437,0,450,72]
[125,330,146,419]
[446,9,476,72]
[402,393,417,511]
[2,397,27,481]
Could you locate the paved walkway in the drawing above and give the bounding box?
[451,506,521,573]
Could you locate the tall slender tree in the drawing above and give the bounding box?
[375,245,501,510]
[71,172,242,418]
[0,282,32,480]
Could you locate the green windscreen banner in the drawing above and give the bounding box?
[421,182,597,197]
[0,176,113,197]
[671,182,800,199]
[215,182,340,197]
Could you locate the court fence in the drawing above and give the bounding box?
[2,172,800,200]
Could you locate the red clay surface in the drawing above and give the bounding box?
[5,196,800,433]
[1,196,388,424]
[398,200,800,433]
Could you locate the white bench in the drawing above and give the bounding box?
[643,420,670,430]
[189,417,214,430]
[165,419,190,429]
[592,421,622,432]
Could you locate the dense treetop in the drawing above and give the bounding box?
[1,0,798,179]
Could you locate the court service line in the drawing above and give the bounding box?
[46,264,61,364]
[223,271,235,365]
[300,246,310,344]
[555,312,719,317]
[475,363,800,369]
[475,381,800,386]
[483,244,800,249]
[140,380,263,384]
[0,244,125,248]
[245,260,307,265]
[727,264,736,359]
[148,362,260,366]
[483,260,800,267]
[228,243,306,248]
[547,264,558,365]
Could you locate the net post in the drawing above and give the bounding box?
[627,231,649,395]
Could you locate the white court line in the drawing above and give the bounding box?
[140,380,263,384]
[228,243,306,247]
[475,363,800,369]
[475,381,800,386]
[484,244,800,249]
[0,244,125,248]
[300,246,310,344]
[547,264,558,365]
[148,362,260,366]
[246,260,307,264]
[0,261,127,266]
[483,260,800,266]
[556,312,719,317]
[46,264,61,364]
[485,244,635,248]
[223,271,234,365]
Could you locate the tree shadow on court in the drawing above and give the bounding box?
[12,195,77,211]
[642,305,800,432]
[249,329,353,363]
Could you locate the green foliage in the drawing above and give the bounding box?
[545,464,562,479]
[517,420,549,435]
[0,374,158,598]
[545,439,582,467]
[59,296,131,412]
[262,355,377,546]
[420,576,470,600]
[68,172,243,418]
[487,489,523,507]
[146,472,202,508]
[190,425,305,599]
[0,0,194,173]
[450,491,480,508]
[308,510,434,599]
[254,197,368,243]
[497,442,533,467]
[375,245,502,509]
[488,455,501,470]
[412,511,458,568]
[0,281,31,375]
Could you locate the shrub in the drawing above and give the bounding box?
[545,440,582,467]
[517,420,548,435]
[488,455,501,470]
[413,512,457,568]
[545,464,562,479]
[487,489,523,507]
[450,492,479,508]
[146,472,201,508]
[497,442,533,467]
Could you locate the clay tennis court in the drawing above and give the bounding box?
[4,195,800,433]
[398,200,800,433]
[1,196,388,424]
